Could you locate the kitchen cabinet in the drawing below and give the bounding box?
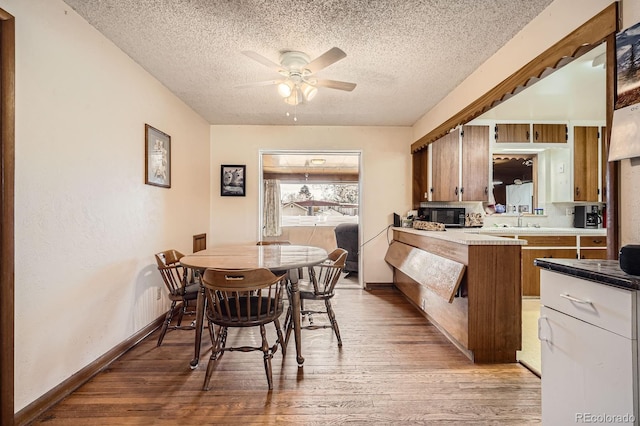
[573,126,600,202]
[461,125,489,201]
[533,123,567,143]
[539,269,638,424]
[490,233,607,297]
[428,126,489,202]
[522,248,576,296]
[431,129,459,201]
[579,235,607,259]
[495,123,530,143]
[412,147,429,208]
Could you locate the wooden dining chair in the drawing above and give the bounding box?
[284,248,348,347]
[154,249,200,347]
[201,268,287,391]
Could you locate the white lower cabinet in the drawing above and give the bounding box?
[540,270,639,425]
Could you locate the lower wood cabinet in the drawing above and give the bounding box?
[492,233,607,297]
[522,248,577,296]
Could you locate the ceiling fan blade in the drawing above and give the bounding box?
[305,47,347,74]
[235,79,283,89]
[241,51,284,73]
[314,79,356,92]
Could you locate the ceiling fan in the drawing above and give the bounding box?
[237,47,357,106]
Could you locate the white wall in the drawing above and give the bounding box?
[210,125,413,284]
[8,0,211,411]
[413,0,640,248]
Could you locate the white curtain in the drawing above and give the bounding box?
[263,179,282,237]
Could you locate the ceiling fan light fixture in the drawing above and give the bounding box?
[302,83,318,101]
[284,87,302,105]
[277,81,292,98]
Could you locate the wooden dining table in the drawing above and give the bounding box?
[179,244,328,368]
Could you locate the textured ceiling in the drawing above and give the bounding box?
[61,0,554,126]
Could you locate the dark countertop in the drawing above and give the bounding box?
[535,258,640,291]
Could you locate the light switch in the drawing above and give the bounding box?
[558,163,565,173]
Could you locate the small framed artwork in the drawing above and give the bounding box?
[221,165,245,196]
[145,124,171,188]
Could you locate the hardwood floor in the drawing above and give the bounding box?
[32,288,541,425]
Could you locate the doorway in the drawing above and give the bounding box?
[259,150,362,288]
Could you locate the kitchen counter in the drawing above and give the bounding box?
[393,227,527,245]
[476,226,606,236]
[535,258,640,291]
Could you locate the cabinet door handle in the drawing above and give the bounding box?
[538,315,550,343]
[484,186,488,195]
[575,187,580,196]
[560,293,592,305]
[526,130,530,140]
[454,186,458,196]
[460,187,464,194]
[593,239,602,244]
[535,131,539,140]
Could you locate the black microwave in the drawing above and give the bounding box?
[418,207,466,228]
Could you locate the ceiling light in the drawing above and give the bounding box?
[277,81,292,98]
[310,158,325,165]
[301,83,318,101]
[284,87,302,105]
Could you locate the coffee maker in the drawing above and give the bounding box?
[574,205,601,229]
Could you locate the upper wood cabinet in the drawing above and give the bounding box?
[495,123,530,143]
[573,126,599,202]
[412,148,429,208]
[461,125,489,201]
[533,123,567,143]
[431,129,460,202]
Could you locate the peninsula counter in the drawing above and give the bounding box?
[386,228,525,363]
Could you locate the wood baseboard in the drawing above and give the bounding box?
[364,282,395,290]
[14,316,164,425]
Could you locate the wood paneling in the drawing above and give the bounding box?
[461,125,489,201]
[411,148,428,207]
[431,130,459,201]
[28,288,542,424]
[0,9,14,426]
[495,123,530,143]
[532,123,567,143]
[574,126,599,201]
[385,241,465,303]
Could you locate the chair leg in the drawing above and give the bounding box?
[274,318,286,356]
[156,300,177,347]
[176,301,186,326]
[203,324,226,391]
[325,299,342,347]
[284,305,293,349]
[260,324,274,390]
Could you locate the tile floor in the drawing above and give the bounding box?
[518,297,541,376]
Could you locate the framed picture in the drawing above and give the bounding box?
[221,165,245,196]
[615,21,640,110]
[145,124,171,188]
